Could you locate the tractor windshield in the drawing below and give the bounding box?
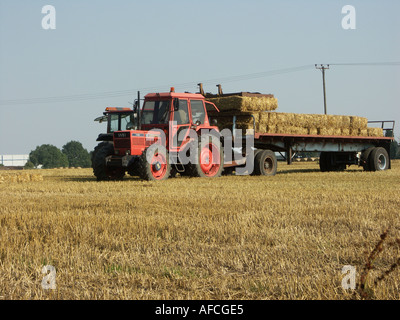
[109,112,135,132]
[141,100,170,125]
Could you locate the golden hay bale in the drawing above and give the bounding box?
[318,127,342,136]
[324,115,350,129]
[349,128,360,136]
[30,173,44,182]
[341,128,350,136]
[275,126,308,135]
[367,127,384,137]
[308,127,318,135]
[208,95,278,112]
[0,172,43,183]
[359,129,368,137]
[213,108,375,138]
[258,111,270,124]
[350,116,368,129]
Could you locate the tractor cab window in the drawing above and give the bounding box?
[190,100,206,125]
[109,114,119,132]
[173,99,189,125]
[142,100,170,125]
[120,113,132,130]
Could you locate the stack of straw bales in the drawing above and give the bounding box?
[207,93,383,137]
[207,94,278,113]
[0,172,43,183]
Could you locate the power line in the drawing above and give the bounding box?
[0,62,399,106]
[329,62,400,66]
[0,65,314,106]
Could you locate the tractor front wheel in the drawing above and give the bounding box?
[93,143,125,181]
[138,144,170,181]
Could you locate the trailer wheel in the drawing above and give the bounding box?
[369,147,389,171]
[188,134,224,178]
[93,143,125,181]
[138,144,170,181]
[253,150,277,176]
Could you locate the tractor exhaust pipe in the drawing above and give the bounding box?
[137,91,141,130]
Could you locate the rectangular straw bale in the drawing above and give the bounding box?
[266,125,276,134]
[341,128,350,136]
[325,115,341,128]
[349,128,360,136]
[275,113,298,127]
[258,111,270,125]
[350,116,368,129]
[318,127,342,136]
[340,115,351,128]
[308,127,318,135]
[0,172,43,183]
[207,95,278,112]
[367,127,384,137]
[359,129,368,137]
[275,125,308,135]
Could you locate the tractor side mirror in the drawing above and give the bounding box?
[173,98,180,111]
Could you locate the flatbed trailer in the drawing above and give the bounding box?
[220,117,395,175]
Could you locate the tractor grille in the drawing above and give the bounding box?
[114,138,131,149]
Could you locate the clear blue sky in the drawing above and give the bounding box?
[0,0,399,154]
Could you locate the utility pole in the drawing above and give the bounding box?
[315,64,329,114]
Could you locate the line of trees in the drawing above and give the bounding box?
[25,141,92,169]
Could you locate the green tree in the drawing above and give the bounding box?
[29,144,69,169]
[62,141,91,168]
[390,140,399,159]
[24,161,35,169]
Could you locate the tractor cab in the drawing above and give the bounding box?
[94,107,137,142]
[138,89,219,151]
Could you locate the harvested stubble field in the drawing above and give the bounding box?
[0,161,399,300]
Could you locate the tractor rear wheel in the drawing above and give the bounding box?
[138,144,170,181]
[91,141,112,169]
[188,134,224,178]
[93,143,125,181]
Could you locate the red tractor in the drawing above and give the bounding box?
[92,89,225,181]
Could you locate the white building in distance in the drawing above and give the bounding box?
[0,155,29,167]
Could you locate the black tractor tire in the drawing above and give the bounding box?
[138,144,170,181]
[187,134,224,178]
[91,141,112,169]
[368,147,389,171]
[253,150,277,176]
[93,143,125,181]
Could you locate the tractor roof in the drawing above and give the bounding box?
[145,91,205,100]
